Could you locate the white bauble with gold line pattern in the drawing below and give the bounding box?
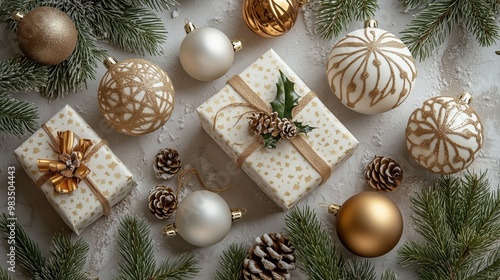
[326,20,417,115]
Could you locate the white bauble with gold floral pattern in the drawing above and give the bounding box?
[98,57,175,136]
[326,20,417,115]
[405,93,484,174]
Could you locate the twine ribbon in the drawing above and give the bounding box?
[217,75,331,183]
[35,124,111,216]
[174,168,232,196]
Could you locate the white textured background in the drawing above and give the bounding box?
[1,1,499,279]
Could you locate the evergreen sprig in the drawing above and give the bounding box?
[316,0,379,40]
[400,0,500,60]
[0,0,177,99]
[115,216,200,280]
[0,267,13,280]
[0,213,90,280]
[285,206,395,280]
[398,172,500,279]
[214,244,247,280]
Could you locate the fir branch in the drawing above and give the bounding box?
[344,259,376,280]
[214,244,247,280]
[0,93,39,136]
[381,269,397,280]
[400,0,500,60]
[154,254,200,280]
[285,206,346,280]
[0,57,47,93]
[316,0,378,40]
[115,216,200,280]
[0,267,13,280]
[398,172,500,280]
[39,234,90,280]
[89,6,167,56]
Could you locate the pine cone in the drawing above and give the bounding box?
[153,148,181,180]
[278,119,297,139]
[148,185,178,219]
[243,233,296,280]
[365,156,403,192]
[248,112,279,136]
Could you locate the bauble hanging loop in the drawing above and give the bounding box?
[327,192,403,258]
[242,0,301,38]
[405,92,484,174]
[98,57,175,136]
[162,190,245,247]
[326,19,417,114]
[179,19,242,81]
[14,7,78,65]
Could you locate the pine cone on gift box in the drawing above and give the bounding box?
[148,185,178,219]
[243,232,296,280]
[365,155,403,192]
[278,118,297,139]
[153,148,182,180]
[249,112,280,136]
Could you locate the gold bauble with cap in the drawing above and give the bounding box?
[327,191,403,258]
[14,7,78,65]
[405,92,484,174]
[98,57,175,136]
[326,19,417,114]
[179,20,242,81]
[242,0,310,38]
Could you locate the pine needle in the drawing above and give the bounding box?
[0,93,39,135]
[398,172,500,280]
[115,216,200,280]
[0,57,47,93]
[214,243,247,280]
[0,267,13,280]
[285,206,346,280]
[400,0,500,60]
[316,0,378,40]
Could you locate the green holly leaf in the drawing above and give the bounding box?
[295,121,316,135]
[271,71,300,120]
[263,133,281,149]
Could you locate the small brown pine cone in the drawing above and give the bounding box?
[153,148,182,180]
[278,119,297,139]
[243,233,296,280]
[365,156,403,191]
[148,185,178,219]
[248,112,279,136]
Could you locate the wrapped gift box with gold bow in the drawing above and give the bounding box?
[14,105,137,234]
[197,49,359,209]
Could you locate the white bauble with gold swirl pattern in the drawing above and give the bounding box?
[326,20,417,115]
[405,93,484,174]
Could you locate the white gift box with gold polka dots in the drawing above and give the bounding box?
[14,105,137,234]
[197,49,359,209]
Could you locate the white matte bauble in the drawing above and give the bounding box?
[405,93,484,174]
[326,20,417,114]
[173,190,232,247]
[179,21,242,81]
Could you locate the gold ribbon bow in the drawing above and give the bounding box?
[218,75,332,183]
[36,124,111,215]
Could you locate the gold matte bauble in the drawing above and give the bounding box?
[15,7,77,65]
[405,93,483,174]
[242,0,300,38]
[331,192,403,258]
[98,57,175,136]
[326,20,417,114]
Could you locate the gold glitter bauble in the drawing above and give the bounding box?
[332,192,403,258]
[15,7,77,65]
[242,0,300,38]
[98,58,175,136]
[405,93,483,174]
[326,20,417,114]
